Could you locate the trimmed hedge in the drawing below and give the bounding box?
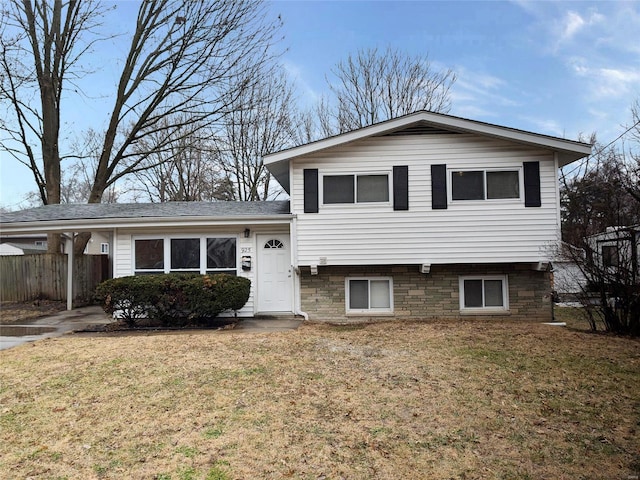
[95,273,251,327]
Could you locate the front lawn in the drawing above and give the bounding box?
[0,311,638,479]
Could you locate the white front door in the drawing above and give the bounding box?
[257,235,292,312]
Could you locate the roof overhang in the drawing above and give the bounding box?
[264,110,592,193]
[0,214,294,235]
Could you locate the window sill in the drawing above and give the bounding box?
[460,308,511,316]
[347,310,394,316]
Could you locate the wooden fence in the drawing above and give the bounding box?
[0,254,108,303]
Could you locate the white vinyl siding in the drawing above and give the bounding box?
[291,133,560,266]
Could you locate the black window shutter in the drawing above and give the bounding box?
[303,169,319,213]
[431,164,447,209]
[393,166,409,211]
[523,161,541,207]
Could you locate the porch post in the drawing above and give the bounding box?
[66,232,74,310]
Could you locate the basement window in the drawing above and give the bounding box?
[346,277,393,314]
[459,275,509,313]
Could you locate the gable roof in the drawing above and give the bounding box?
[0,201,291,234]
[264,110,592,192]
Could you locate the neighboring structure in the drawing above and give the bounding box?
[587,225,639,285]
[0,242,48,256]
[0,234,48,255]
[550,243,588,302]
[0,111,591,321]
[0,232,109,256]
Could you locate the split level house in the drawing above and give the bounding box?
[0,111,592,322]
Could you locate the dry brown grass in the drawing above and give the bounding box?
[0,300,66,325]
[1,311,639,480]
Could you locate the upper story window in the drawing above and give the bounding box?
[451,169,520,201]
[323,173,389,204]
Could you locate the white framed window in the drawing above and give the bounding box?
[322,173,390,205]
[346,277,393,314]
[100,243,109,254]
[133,235,237,275]
[134,238,165,274]
[450,169,521,202]
[459,275,509,313]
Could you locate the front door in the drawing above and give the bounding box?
[257,235,292,312]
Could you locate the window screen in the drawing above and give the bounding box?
[370,280,391,308]
[452,171,484,200]
[463,279,483,308]
[323,175,354,204]
[357,175,389,202]
[486,171,519,199]
[207,238,236,270]
[171,238,200,271]
[484,280,504,307]
[135,239,164,271]
[349,280,369,309]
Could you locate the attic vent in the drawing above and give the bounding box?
[377,123,460,137]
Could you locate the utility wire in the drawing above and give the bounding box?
[560,118,640,180]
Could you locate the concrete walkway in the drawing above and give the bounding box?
[0,307,302,351]
[0,306,112,351]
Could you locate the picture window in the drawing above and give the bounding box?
[134,236,237,275]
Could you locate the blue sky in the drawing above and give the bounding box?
[1,0,639,209]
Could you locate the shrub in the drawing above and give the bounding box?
[95,274,251,328]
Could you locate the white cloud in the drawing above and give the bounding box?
[552,9,605,51]
[569,58,640,99]
[518,116,565,138]
[282,60,322,108]
[450,68,522,121]
[560,11,586,42]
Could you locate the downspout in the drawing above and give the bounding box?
[290,179,308,321]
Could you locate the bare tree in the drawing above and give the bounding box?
[560,141,640,249]
[62,129,119,204]
[326,47,456,133]
[0,0,282,253]
[130,117,233,202]
[0,0,110,251]
[556,101,640,335]
[214,65,296,201]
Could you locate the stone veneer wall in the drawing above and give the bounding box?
[299,263,553,323]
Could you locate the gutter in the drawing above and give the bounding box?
[0,214,295,234]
